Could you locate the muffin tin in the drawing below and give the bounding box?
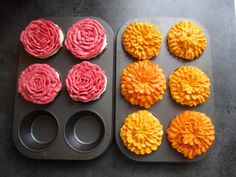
[13,17,114,160]
[115,17,215,162]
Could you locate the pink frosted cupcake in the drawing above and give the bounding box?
[18,64,62,104]
[66,61,107,102]
[20,19,64,58]
[65,18,107,59]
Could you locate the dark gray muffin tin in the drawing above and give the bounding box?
[13,17,114,160]
[115,17,215,162]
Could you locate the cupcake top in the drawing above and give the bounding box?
[167,110,215,159]
[66,61,107,102]
[122,22,162,60]
[121,60,166,108]
[167,20,207,60]
[120,110,163,155]
[169,66,210,106]
[65,18,107,59]
[20,19,64,58]
[18,64,62,104]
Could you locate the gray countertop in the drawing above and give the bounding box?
[0,0,235,176]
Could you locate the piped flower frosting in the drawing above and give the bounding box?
[123,22,162,60]
[65,18,107,59]
[120,110,163,155]
[121,60,166,108]
[169,66,210,106]
[66,61,107,102]
[20,19,64,58]
[167,110,215,159]
[167,20,207,60]
[18,64,62,104]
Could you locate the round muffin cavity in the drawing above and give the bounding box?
[121,60,166,108]
[65,18,107,59]
[120,110,163,155]
[18,64,62,104]
[66,61,107,102]
[122,22,162,60]
[167,20,207,60]
[20,19,64,59]
[169,66,210,106]
[167,110,215,159]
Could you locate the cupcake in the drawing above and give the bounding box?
[167,20,207,60]
[120,110,163,155]
[65,18,107,59]
[18,64,62,104]
[20,19,64,59]
[169,66,210,106]
[66,61,107,102]
[167,111,215,159]
[122,22,162,60]
[121,60,166,108]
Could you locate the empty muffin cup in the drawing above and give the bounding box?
[19,110,59,151]
[65,110,105,152]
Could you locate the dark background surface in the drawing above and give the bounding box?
[0,0,236,176]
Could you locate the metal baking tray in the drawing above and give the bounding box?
[13,17,114,160]
[115,17,215,162]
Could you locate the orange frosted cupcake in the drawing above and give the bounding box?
[169,66,210,106]
[120,110,163,155]
[167,20,207,60]
[167,110,215,159]
[121,60,166,108]
[122,22,162,60]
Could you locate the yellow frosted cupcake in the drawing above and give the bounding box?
[121,60,166,108]
[167,20,207,60]
[167,110,215,159]
[123,22,162,60]
[120,110,163,155]
[169,66,210,106]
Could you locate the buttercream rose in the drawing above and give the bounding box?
[18,64,62,104]
[65,18,107,59]
[20,19,64,58]
[66,61,107,102]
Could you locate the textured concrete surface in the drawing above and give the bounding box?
[0,0,236,177]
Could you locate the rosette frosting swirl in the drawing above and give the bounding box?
[18,64,62,104]
[65,18,107,59]
[66,61,107,102]
[20,19,63,58]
